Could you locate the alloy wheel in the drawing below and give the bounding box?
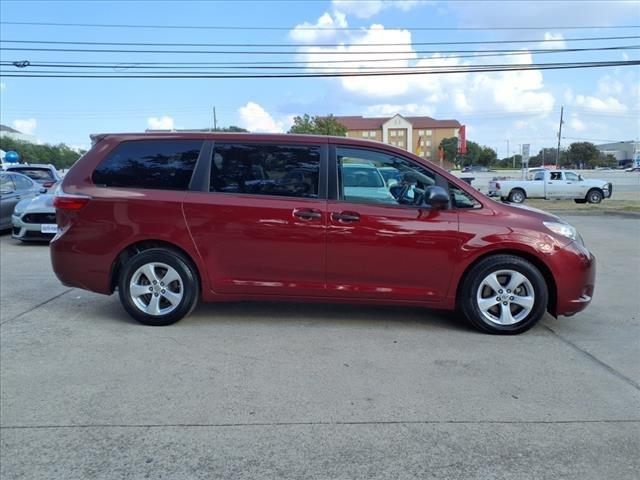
[476,269,535,326]
[129,262,184,316]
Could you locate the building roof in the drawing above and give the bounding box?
[0,124,21,133]
[333,115,461,130]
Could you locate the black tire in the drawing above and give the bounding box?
[118,248,199,326]
[574,199,587,204]
[459,255,548,335]
[508,189,526,203]
[586,189,603,204]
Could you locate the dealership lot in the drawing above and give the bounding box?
[1,215,638,479]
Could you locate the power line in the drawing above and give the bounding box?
[1,60,637,78]
[3,45,636,68]
[2,20,639,31]
[3,47,637,72]
[2,35,638,48]
[3,43,639,55]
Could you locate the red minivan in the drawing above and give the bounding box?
[50,133,595,334]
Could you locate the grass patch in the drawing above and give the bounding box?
[524,198,640,215]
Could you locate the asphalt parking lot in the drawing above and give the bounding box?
[1,215,638,479]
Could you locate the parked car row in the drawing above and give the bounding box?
[0,168,59,242]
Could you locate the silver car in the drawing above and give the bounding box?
[12,193,58,242]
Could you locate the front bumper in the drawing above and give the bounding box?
[553,241,596,317]
[11,213,57,242]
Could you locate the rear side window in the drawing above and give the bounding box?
[210,143,321,198]
[1,174,15,193]
[93,140,202,190]
[12,174,34,190]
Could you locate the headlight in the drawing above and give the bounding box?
[543,221,583,244]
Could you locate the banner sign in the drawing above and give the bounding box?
[458,125,467,154]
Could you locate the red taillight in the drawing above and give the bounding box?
[53,194,91,211]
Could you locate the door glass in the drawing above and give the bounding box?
[12,175,33,191]
[565,172,580,182]
[337,147,436,206]
[1,174,16,194]
[210,143,321,198]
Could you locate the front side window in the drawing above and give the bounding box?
[210,143,320,199]
[93,140,202,190]
[337,147,436,207]
[565,172,580,181]
[449,183,482,209]
[533,171,545,181]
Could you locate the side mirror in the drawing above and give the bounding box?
[424,185,449,209]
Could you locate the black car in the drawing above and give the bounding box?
[462,165,494,173]
[0,172,44,230]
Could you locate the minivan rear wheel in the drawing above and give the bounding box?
[460,255,548,334]
[118,248,199,326]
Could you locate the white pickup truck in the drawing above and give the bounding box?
[488,168,612,204]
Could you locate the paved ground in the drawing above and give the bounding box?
[1,215,638,479]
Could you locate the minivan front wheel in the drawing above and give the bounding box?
[118,248,199,326]
[460,255,548,334]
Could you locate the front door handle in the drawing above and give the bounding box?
[332,211,360,223]
[293,208,322,220]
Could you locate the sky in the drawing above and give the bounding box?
[0,0,639,157]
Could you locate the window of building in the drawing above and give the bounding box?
[370,131,377,137]
[426,130,432,136]
[210,143,320,199]
[337,147,437,207]
[420,140,425,146]
[426,140,432,147]
[426,150,432,157]
[362,131,369,138]
[390,131,397,137]
[418,130,425,136]
[398,130,405,137]
[92,140,202,190]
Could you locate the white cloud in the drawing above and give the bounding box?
[539,32,566,50]
[238,102,285,133]
[147,116,175,130]
[572,94,627,112]
[569,113,586,132]
[300,25,554,115]
[332,0,424,19]
[12,118,37,135]
[290,11,348,42]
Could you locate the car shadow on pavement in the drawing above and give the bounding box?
[188,301,472,332]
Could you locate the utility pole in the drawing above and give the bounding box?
[556,106,564,168]
[506,139,510,165]
[213,107,218,131]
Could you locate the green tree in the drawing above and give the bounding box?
[478,146,498,166]
[288,114,347,136]
[566,142,600,168]
[460,141,481,167]
[212,125,248,132]
[439,137,459,165]
[0,136,83,169]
